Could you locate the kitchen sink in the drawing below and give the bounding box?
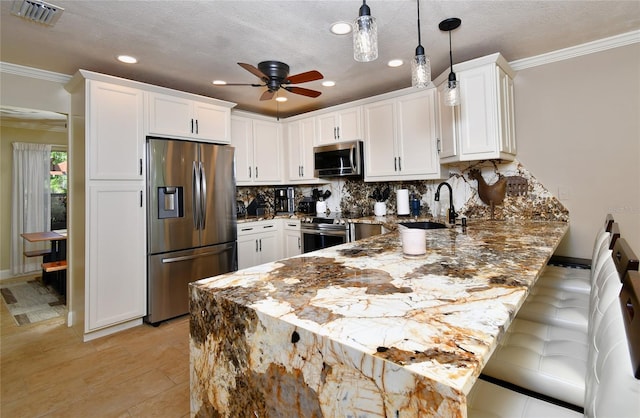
[398,221,447,230]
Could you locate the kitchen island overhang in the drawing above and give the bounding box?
[190,220,569,417]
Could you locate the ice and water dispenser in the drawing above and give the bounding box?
[157,186,184,219]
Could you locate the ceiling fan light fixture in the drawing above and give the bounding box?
[411,0,431,88]
[439,17,462,106]
[388,59,403,68]
[275,96,287,102]
[212,80,227,85]
[322,80,336,87]
[353,0,378,62]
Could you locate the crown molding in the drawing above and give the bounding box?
[510,30,640,71]
[0,62,71,83]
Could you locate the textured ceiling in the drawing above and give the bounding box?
[1,1,639,119]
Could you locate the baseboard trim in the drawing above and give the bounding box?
[82,318,143,342]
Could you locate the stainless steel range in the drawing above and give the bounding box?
[300,213,350,253]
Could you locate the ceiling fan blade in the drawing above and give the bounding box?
[286,70,324,84]
[216,83,264,87]
[238,62,268,81]
[284,86,322,98]
[260,90,275,101]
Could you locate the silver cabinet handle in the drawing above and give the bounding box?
[336,126,340,139]
[195,119,199,134]
[255,166,258,178]
[398,157,402,171]
[297,237,301,249]
[259,239,262,252]
[394,157,397,171]
[437,138,441,153]
[255,239,258,252]
[249,166,252,178]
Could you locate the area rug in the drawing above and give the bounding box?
[0,278,65,326]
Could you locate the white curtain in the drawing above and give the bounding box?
[11,142,52,275]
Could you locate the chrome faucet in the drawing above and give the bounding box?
[434,182,458,225]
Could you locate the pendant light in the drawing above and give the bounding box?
[439,17,461,106]
[353,0,378,62]
[411,0,430,88]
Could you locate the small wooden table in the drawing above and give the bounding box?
[21,230,67,297]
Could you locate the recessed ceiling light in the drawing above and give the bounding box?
[330,21,352,35]
[275,96,287,102]
[117,55,137,64]
[322,80,336,87]
[212,80,227,85]
[387,59,403,67]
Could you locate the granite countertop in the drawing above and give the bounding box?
[190,219,568,417]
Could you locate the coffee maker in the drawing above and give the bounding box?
[274,186,295,214]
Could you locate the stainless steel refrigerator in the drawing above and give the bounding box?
[146,137,237,324]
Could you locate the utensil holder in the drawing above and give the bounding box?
[374,202,386,216]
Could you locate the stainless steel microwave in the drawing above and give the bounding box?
[313,140,364,178]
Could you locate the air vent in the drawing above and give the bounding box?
[11,0,64,26]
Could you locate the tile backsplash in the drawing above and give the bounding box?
[237,159,568,222]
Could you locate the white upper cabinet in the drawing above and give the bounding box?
[365,89,444,181]
[286,117,319,183]
[231,114,282,185]
[436,53,517,163]
[316,106,362,145]
[87,80,144,180]
[147,92,231,143]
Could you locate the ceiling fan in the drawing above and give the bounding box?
[218,61,324,101]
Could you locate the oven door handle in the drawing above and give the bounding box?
[302,229,348,238]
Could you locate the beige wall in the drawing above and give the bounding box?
[515,43,640,258]
[0,127,68,273]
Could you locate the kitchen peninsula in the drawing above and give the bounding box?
[190,220,568,417]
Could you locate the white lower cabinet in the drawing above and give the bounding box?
[237,221,280,270]
[87,183,146,331]
[365,89,444,181]
[282,219,302,258]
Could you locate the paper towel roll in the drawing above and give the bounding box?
[396,189,410,215]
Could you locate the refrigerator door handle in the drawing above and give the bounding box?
[192,161,201,230]
[161,244,235,264]
[199,161,207,230]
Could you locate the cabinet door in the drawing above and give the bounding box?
[437,81,458,159]
[283,220,301,258]
[299,118,317,181]
[458,65,498,158]
[317,113,338,145]
[497,67,517,155]
[237,233,259,270]
[337,107,362,141]
[87,183,146,331]
[193,102,231,144]
[364,99,397,179]
[286,121,303,181]
[287,118,317,182]
[88,81,144,180]
[397,90,439,176]
[148,93,193,138]
[257,231,279,265]
[230,116,254,184]
[252,120,282,183]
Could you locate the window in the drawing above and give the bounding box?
[50,150,67,230]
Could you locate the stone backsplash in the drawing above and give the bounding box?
[237,159,568,222]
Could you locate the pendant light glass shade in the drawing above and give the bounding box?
[411,0,430,88]
[353,0,378,62]
[439,17,461,106]
[444,79,460,106]
[412,46,431,88]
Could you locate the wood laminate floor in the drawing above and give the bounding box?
[1,278,190,418]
